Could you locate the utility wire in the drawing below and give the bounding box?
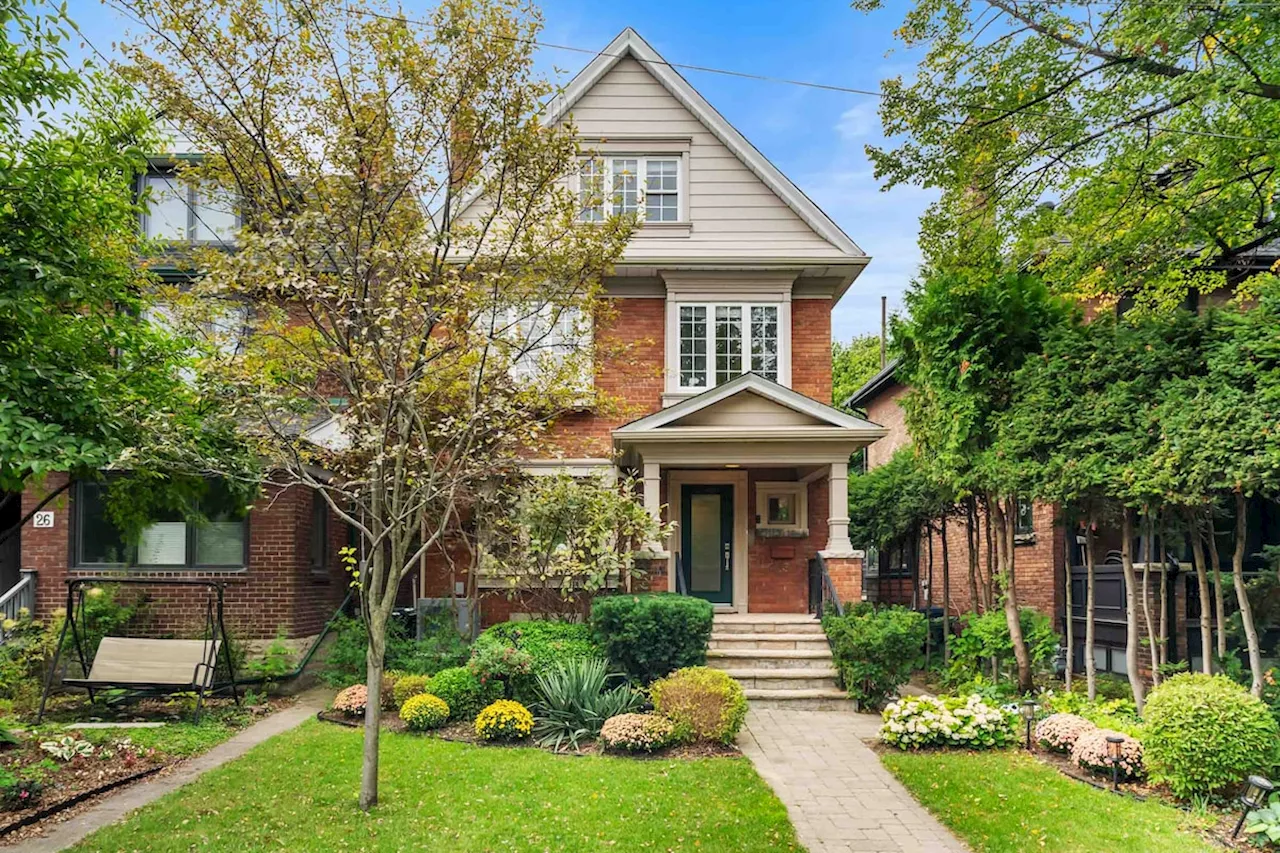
[349,5,1277,145]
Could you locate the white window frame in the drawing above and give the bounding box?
[577,155,685,223]
[672,301,783,392]
[755,481,808,534]
[490,303,594,391]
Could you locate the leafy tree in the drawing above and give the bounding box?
[0,1,252,544]
[118,0,632,810]
[854,0,1280,307]
[833,334,885,408]
[894,266,1067,693]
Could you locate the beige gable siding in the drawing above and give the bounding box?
[673,391,827,428]
[567,58,847,261]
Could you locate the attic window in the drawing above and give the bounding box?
[578,157,681,222]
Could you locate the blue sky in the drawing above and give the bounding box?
[65,0,931,340]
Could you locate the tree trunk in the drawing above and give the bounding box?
[1141,510,1159,688]
[993,496,1033,694]
[1233,491,1264,697]
[925,523,935,670]
[966,497,980,614]
[940,513,951,664]
[1084,514,1097,701]
[1186,508,1214,675]
[359,614,386,811]
[1062,507,1074,692]
[1205,516,1228,665]
[983,499,996,611]
[1120,508,1145,713]
[1157,524,1169,668]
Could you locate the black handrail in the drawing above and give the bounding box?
[675,552,689,596]
[810,552,843,617]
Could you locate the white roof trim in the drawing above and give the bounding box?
[613,372,886,436]
[549,29,863,258]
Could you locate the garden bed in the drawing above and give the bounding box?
[0,696,292,844]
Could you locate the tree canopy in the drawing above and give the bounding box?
[833,334,885,408]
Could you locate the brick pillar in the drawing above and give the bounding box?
[22,473,72,618]
[638,556,668,594]
[824,554,865,607]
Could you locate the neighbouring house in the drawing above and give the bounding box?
[9,28,885,641]
[844,274,1280,677]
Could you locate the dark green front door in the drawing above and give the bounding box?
[681,484,733,604]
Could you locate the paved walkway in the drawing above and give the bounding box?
[739,707,967,853]
[13,688,331,853]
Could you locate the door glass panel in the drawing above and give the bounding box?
[689,493,722,592]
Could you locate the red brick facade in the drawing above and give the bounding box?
[792,298,834,403]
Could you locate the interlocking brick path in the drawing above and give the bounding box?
[739,707,967,853]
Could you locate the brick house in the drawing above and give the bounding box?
[6,28,884,639]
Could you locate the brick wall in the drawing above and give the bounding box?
[862,382,909,469]
[541,297,665,458]
[792,298,833,403]
[744,471,826,613]
[20,475,347,639]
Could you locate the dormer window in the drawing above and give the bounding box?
[578,156,682,222]
[142,172,237,244]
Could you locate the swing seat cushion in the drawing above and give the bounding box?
[64,638,219,689]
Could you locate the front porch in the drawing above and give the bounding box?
[614,373,886,614]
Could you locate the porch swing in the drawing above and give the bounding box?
[36,577,240,723]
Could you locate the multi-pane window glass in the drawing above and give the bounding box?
[578,158,605,222]
[577,157,680,222]
[496,305,590,384]
[679,306,708,388]
[714,306,743,386]
[143,173,236,243]
[1015,497,1035,536]
[677,303,779,390]
[644,159,679,221]
[76,480,247,568]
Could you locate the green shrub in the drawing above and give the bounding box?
[650,666,747,745]
[822,605,925,709]
[471,620,599,703]
[589,594,713,684]
[879,693,1018,750]
[243,629,295,681]
[399,693,449,731]
[946,607,1057,686]
[319,614,470,688]
[0,612,61,715]
[423,667,502,722]
[1143,674,1280,799]
[474,699,534,741]
[529,657,643,752]
[392,673,429,707]
[599,713,676,753]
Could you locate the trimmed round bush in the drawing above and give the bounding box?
[424,667,503,722]
[1071,728,1143,780]
[1144,673,1280,799]
[474,699,533,741]
[472,621,599,704]
[332,684,368,718]
[650,666,747,745]
[1035,713,1097,754]
[400,693,449,731]
[590,594,713,685]
[393,673,429,707]
[599,713,676,753]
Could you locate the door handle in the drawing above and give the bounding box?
[723,543,731,573]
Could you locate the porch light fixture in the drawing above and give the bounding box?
[1105,735,1125,792]
[1019,699,1037,750]
[1233,775,1275,838]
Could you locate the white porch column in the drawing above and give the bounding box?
[822,460,855,557]
[641,461,668,555]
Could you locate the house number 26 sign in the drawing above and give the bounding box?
[33,511,54,529]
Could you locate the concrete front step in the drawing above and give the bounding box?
[744,687,853,711]
[717,667,839,690]
[710,632,831,651]
[707,648,833,671]
[712,613,825,635]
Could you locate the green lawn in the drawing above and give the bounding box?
[74,721,801,852]
[882,749,1219,853]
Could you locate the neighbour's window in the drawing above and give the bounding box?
[1015,497,1035,537]
[578,157,681,222]
[75,480,247,569]
[141,172,237,244]
[309,491,329,574]
[678,303,779,389]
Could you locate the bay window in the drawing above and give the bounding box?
[677,303,779,390]
[578,156,681,222]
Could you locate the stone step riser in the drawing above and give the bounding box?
[747,697,852,711]
[707,655,832,672]
[709,637,831,652]
[712,621,824,635]
[734,676,836,690]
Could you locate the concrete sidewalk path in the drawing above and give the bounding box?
[739,707,967,853]
[12,688,331,853]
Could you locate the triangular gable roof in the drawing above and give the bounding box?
[548,29,863,258]
[614,373,885,436]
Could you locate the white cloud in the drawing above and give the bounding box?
[835,102,879,141]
